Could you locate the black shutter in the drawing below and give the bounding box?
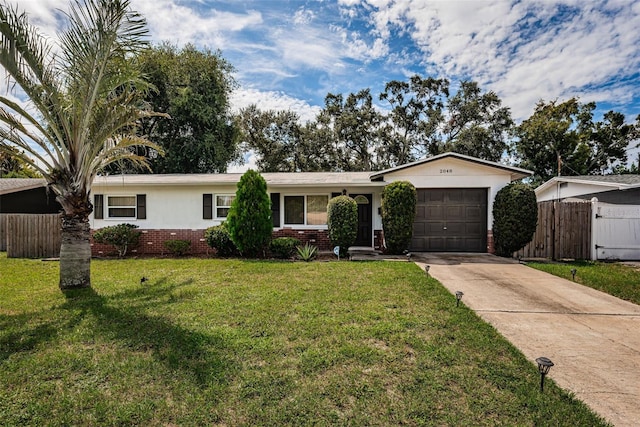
[270,193,280,227]
[203,194,213,219]
[136,194,146,219]
[94,194,104,219]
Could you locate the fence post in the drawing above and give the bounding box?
[590,197,599,261]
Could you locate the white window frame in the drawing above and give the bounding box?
[215,194,235,219]
[283,194,329,227]
[106,195,136,220]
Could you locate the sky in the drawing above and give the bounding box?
[10,0,640,168]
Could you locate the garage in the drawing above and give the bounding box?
[411,188,487,252]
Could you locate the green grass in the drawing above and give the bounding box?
[528,260,640,305]
[0,254,609,426]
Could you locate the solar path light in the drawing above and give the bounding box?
[425,265,430,276]
[535,357,554,392]
[455,291,464,307]
[571,268,577,281]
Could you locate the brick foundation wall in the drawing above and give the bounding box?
[91,227,440,256]
[487,230,495,254]
[91,229,210,257]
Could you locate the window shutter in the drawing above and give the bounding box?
[203,194,213,219]
[136,194,146,219]
[270,193,280,227]
[94,194,104,219]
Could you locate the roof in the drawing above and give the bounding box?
[92,171,381,187]
[535,175,640,195]
[369,152,532,181]
[0,178,47,195]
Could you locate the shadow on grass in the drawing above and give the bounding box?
[1,278,235,390]
[60,280,235,388]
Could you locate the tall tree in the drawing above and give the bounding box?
[0,149,39,177]
[379,75,448,166]
[135,43,239,173]
[0,0,161,289]
[316,89,382,171]
[515,98,639,184]
[438,81,514,162]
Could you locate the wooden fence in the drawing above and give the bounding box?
[0,214,6,251]
[515,201,592,260]
[2,213,61,258]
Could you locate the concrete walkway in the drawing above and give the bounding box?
[414,253,640,427]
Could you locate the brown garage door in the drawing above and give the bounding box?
[411,188,487,252]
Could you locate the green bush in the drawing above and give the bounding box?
[204,223,238,257]
[493,182,538,257]
[327,195,357,257]
[381,181,417,254]
[296,243,318,262]
[92,223,141,258]
[226,169,273,257]
[163,239,191,256]
[269,237,301,259]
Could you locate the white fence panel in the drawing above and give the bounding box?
[592,201,640,261]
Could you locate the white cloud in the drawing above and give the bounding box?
[230,88,321,123]
[131,0,262,47]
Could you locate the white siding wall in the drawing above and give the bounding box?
[91,183,385,231]
[536,182,616,202]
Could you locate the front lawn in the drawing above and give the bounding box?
[0,255,608,426]
[527,260,640,305]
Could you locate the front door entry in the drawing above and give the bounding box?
[351,194,372,247]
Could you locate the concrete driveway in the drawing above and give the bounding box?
[414,253,640,427]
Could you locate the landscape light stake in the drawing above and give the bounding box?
[425,265,430,276]
[535,357,554,392]
[571,268,577,281]
[455,291,464,307]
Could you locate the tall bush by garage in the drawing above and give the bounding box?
[492,182,538,257]
[226,169,272,257]
[327,195,358,256]
[381,181,417,254]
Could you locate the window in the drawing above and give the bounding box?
[107,196,136,218]
[307,195,328,225]
[284,195,329,226]
[216,194,235,218]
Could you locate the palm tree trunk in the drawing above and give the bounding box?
[59,214,91,290]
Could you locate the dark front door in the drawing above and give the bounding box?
[351,194,372,247]
[412,188,487,252]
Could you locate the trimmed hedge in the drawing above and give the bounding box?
[269,237,301,259]
[92,223,141,258]
[327,195,358,256]
[226,170,273,257]
[492,182,538,257]
[381,181,416,254]
[204,223,238,257]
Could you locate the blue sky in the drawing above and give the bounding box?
[14,0,640,164]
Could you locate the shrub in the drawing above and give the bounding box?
[226,169,273,257]
[164,239,191,256]
[269,237,301,259]
[493,182,538,257]
[204,223,238,257]
[296,243,318,262]
[327,195,357,257]
[92,223,141,258]
[381,181,417,254]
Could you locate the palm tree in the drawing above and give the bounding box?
[0,0,162,290]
